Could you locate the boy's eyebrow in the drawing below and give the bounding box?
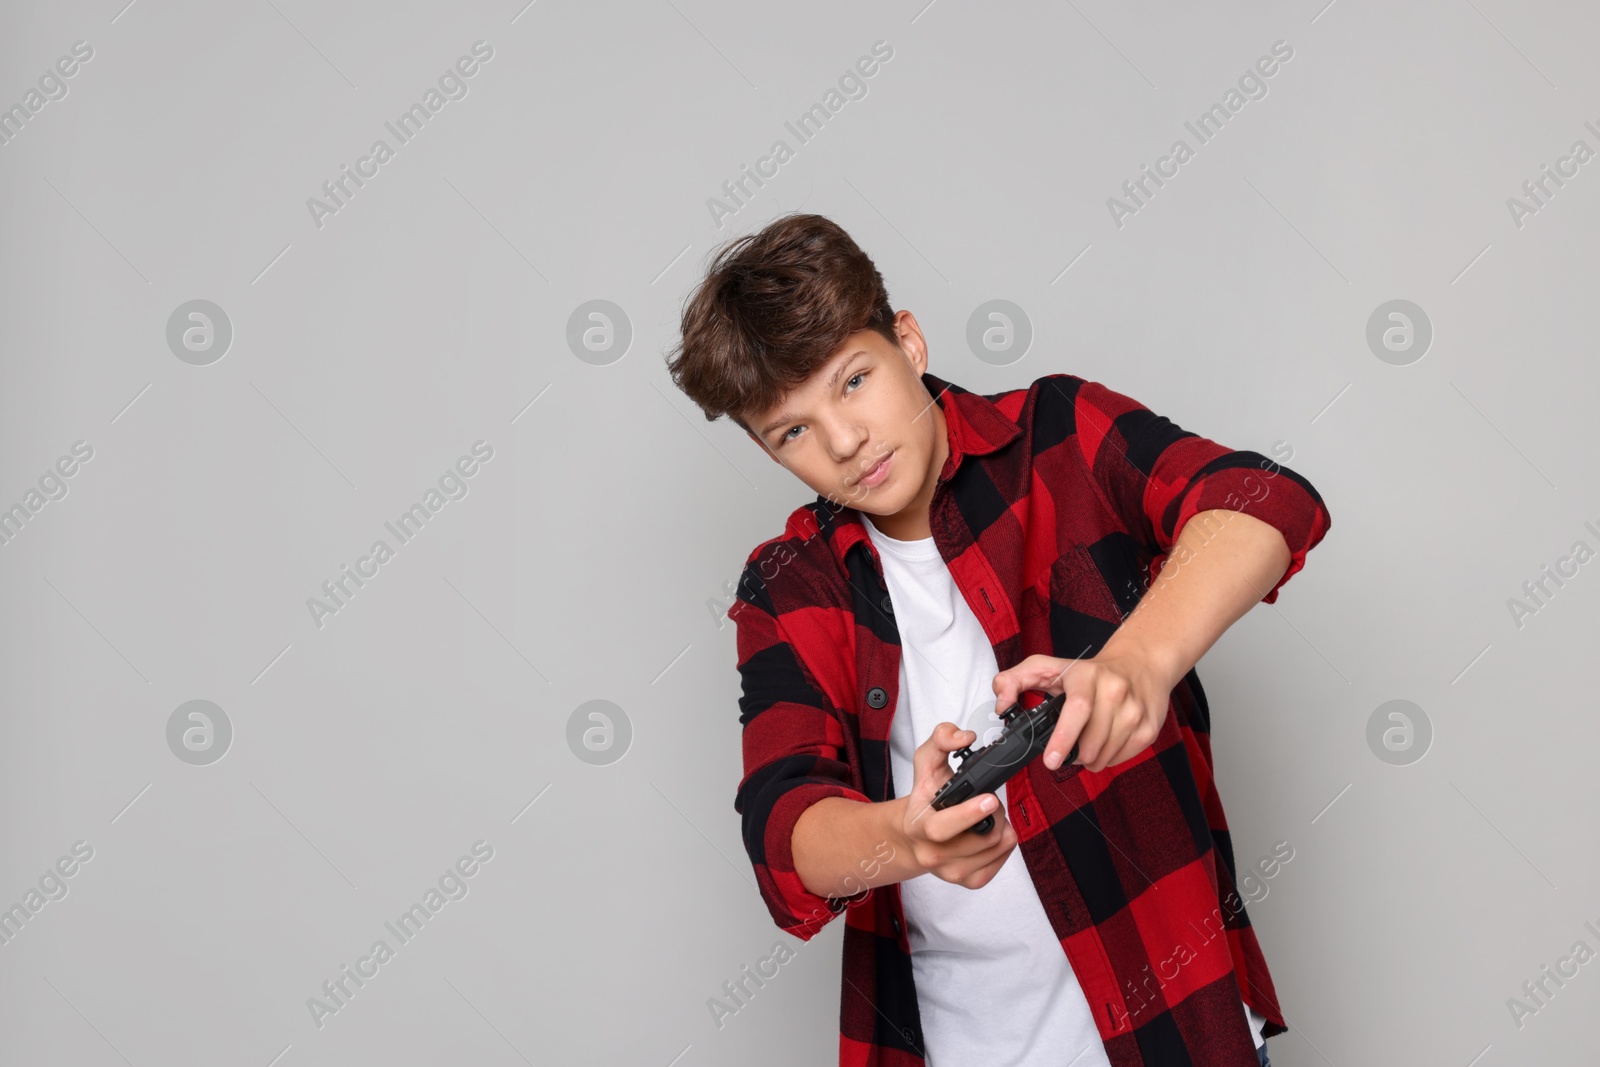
[758,350,868,437]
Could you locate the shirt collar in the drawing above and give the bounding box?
[810,369,1023,563]
[920,369,1023,475]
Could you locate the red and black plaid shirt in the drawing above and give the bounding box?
[730,370,1332,1067]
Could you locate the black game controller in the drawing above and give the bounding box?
[929,691,1077,834]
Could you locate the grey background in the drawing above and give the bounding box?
[1,0,1596,1064]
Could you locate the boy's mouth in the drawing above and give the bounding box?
[854,450,893,488]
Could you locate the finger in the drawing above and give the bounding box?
[992,655,1075,709]
[940,825,1007,877]
[1095,710,1152,772]
[1082,696,1130,772]
[1039,714,1083,773]
[1044,666,1095,770]
[972,830,1016,875]
[913,727,974,798]
[1075,701,1114,772]
[1063,667,1114,769]
[1085,684,1143,770]
[968,849,1012,888]
[944,814,1011,864]
[924,722,974,755]
[1095,736,1137,773]
[992,655,1081,703]
[928,729,972,780]
[953,828,1016,886]
[1088,713,1139,771]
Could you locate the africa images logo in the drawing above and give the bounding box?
[305,41,495,230]
[305,841,495,1029]
[1105,39,1295,228]
[0,39,94,149]
[305,441,494,629]
[705,40,894,229]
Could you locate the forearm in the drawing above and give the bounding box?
[1103,508,1292,688]
[792,796,923,899]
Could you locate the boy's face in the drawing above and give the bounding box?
[743,310,949,540]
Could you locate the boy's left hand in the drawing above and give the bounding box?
[991,651,1174,774]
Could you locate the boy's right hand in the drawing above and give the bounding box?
[899,722,1019,890]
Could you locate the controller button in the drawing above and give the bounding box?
[866,686,888,709]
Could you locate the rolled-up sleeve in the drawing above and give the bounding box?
[1070,376,1333,604]
[729,559,873,941]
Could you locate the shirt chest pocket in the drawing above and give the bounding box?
[1046,543,1126,653]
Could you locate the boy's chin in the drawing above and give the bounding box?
[812,477,909,516]
[847,494,900,518]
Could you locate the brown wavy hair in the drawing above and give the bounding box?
[666,213,898,433]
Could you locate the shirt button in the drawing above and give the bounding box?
[867,687,888,709]
[881,593,894,615]
[890,915,902,934]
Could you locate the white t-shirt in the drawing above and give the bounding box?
[862,515,1267,1064]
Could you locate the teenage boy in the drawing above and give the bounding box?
[667,214,1331,1067]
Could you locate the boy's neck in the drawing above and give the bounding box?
[861,404,949,543]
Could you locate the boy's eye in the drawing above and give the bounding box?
[774,371,867,447]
